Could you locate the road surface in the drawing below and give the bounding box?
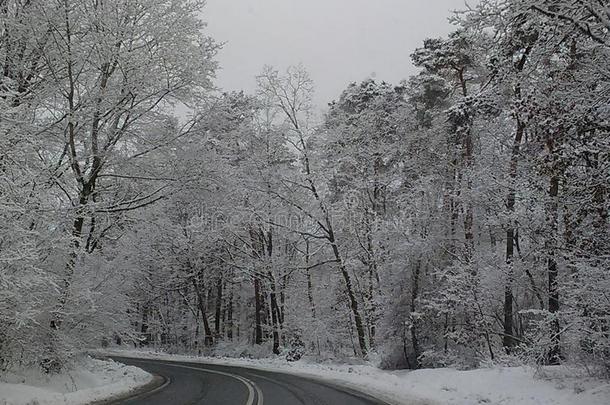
[111,356,389,405]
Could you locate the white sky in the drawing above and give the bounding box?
[202,0,473,109]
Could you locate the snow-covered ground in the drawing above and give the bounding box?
[0,356,153,405]
[103,348,610,405]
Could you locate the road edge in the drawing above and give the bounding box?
[87,374,168,405]
[86,354,170,405]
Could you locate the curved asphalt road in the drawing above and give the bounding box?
[111,356,389,405]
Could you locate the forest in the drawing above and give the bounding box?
[1,0,609,379]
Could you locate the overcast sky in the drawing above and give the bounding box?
[202,0,472,109]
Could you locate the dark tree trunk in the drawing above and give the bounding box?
[504,120,525,351]
[227,284,233,340]
[51,186,91,331]
[140,305,149,346]
[410,259,422,368]
[457,67,474,263]
[502,40,536,351]
[547,174,561,364]
[305,240,317,319]
[254,277,263,345]
[192,278,213,346]
[214,276,223,337]
[330,239,367,357]
[270,288,281,355]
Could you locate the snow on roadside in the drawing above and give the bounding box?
[0,356,153,405]
[103,348,610,405]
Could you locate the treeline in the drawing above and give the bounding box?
[0,0,217,371]
[1,0,609,374]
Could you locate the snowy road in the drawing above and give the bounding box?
[110,356,389,405]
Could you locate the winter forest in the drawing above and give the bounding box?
[1,0,610,384]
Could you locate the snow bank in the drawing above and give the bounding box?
[0,356,153,405]
[103,349,610,405]
[399,366,609,405]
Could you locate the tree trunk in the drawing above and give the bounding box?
[330,239,367,357]
[410,259,422,368]
[192,278,213,346]
[457,67,474,263]
[227,284,233,341]
[254,277,263,345]
[504,120,525,351]
[547,173,561,364]
[305,240,317,319]
[214,276,222,337]
[269,286,281,355]
[140,304,149,347]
